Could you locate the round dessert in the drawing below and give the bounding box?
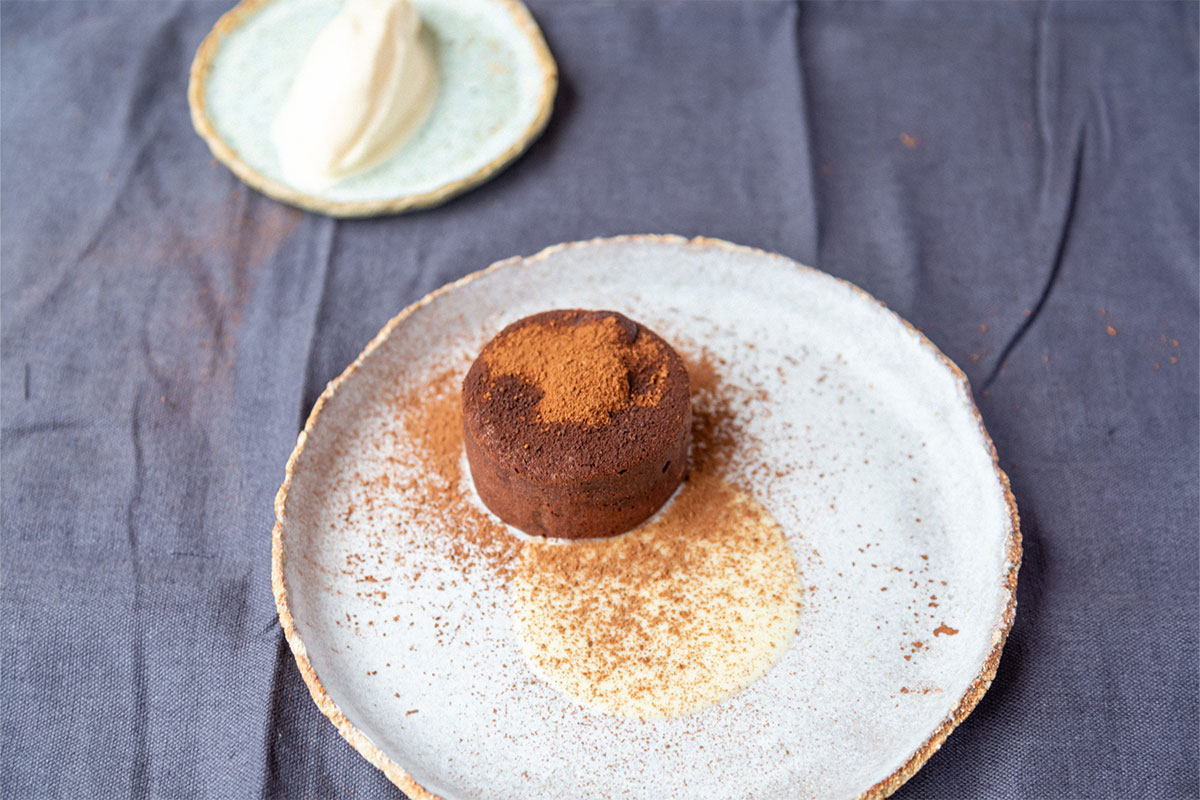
[462,309,691,539]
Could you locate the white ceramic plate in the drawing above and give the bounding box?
[273,235,1020,799]
[189,0,556,217]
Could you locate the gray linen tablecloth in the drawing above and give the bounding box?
[2,1,1197,797]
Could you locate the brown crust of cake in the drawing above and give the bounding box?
[462,309,691,539]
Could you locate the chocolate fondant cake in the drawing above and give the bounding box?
[462,309,691,539]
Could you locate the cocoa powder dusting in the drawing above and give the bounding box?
[397,367,520,581]
[511,469,802,718]
[482,313,666,426]
[505,347,803,718]
[385,343,802,718]
[685,349,767,483]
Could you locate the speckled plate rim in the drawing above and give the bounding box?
[271,234,1022,800]
[188,0,558,219]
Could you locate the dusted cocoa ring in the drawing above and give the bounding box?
[462,309,691,539]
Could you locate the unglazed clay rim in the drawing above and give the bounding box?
[272,234,1022,800]
[188,0,558,219]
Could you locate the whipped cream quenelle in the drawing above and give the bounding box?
[271,0,438,190]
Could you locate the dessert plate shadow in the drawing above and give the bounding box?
[189,0,556,217]
[273,235,1020,799]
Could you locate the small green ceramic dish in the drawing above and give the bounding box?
[189,0,557,217]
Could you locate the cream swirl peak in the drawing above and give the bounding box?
[270,0,438,189]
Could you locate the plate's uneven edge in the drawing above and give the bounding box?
[188,0,558,218]
[271,234,1022,800]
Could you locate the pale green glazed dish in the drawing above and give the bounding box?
[189,0,557,216]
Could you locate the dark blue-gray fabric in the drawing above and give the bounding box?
[2,1,1196,797]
